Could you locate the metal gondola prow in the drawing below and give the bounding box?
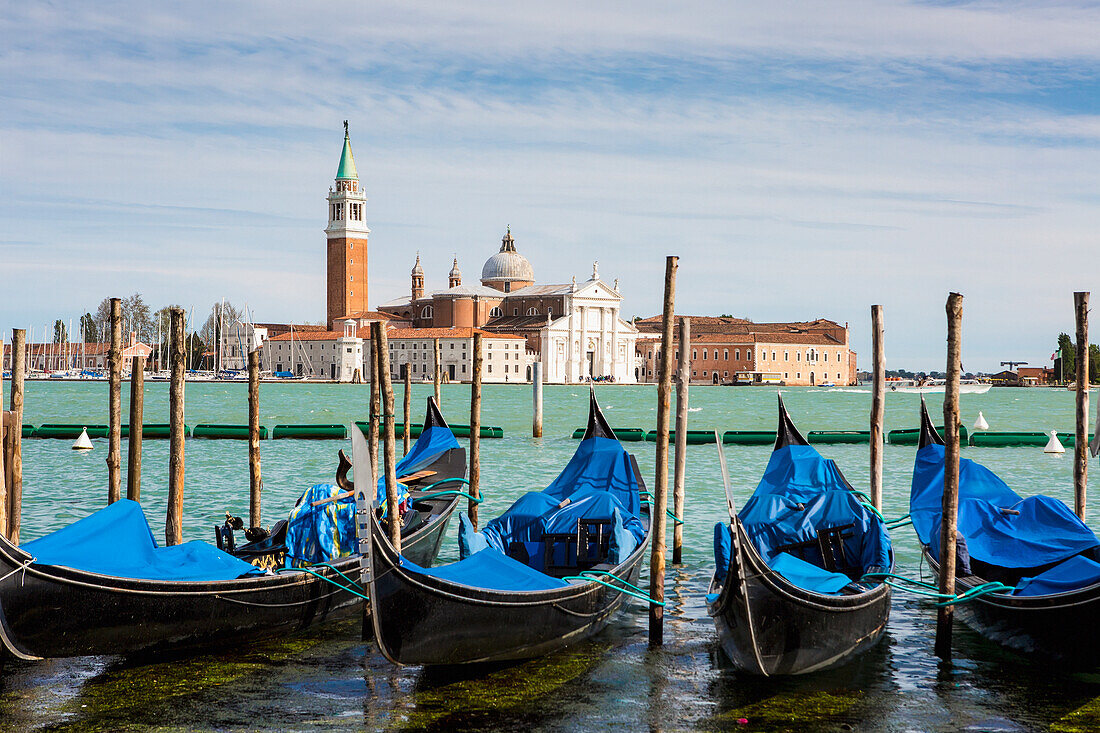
[424,396,449,431]
[919,397,945,449]
[581,388,616,441]
[774,393,810,449]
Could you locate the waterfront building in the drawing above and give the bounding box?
[264,321,363,381]
[377,232,638,383]
[3,334,151,374]
[325,122,370,329]
[385,327,530,384]
[635,316,857,386]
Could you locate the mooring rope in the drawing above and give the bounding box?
[639,499,683,526]
[560,569,665,606]
[860,571,1013,606]
[0,557,36,587]
[276,565,370,601]
[414,479,482,505]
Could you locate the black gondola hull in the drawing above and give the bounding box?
[709,521,891,676]
[922,548,1100,666]
[0,494,458,661]
[366,510,650,666]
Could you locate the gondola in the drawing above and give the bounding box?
[707,396,893,675]
[910,399,1100,666]
[361,390,651,665]
[0,398,465,661]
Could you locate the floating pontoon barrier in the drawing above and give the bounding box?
[571,427,646,441]
[271,424,347,440]
[888,425,969,446]
[32,423,189,439]
[722,431,777,445]
[355,422,503,439]
[22,424,35,438]
[450,424,504,439]
[970,431,1094,448]
[646,429,717,444]
[355,422,423,439]
[192,424,269,440]
[808,430,871,445]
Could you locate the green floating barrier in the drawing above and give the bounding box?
[272,424,347,440]
[970,431,1093,448]
[22,424,35,438]
[808,430,871,444]
[451,424,504,439]
[646,430,717,444]
[355,422,424,439]
[193,424,269,440]
[571,427,646,441]
[722,431,777,445]
[33,423,190,439]
[888,425,969,446]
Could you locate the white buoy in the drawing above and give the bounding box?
[72,427,94,451]
[1044,430,1065,454]
[973,411,989,431]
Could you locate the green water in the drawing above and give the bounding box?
[2,382,1098,731]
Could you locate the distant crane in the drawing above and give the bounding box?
[1000,360,1028,371]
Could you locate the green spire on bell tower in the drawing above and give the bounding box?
[336,120,358,180]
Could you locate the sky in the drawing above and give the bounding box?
[1,1,1098,371]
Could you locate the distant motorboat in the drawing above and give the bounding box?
[888,378,991,394]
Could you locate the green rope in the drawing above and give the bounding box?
[416,489,483,504]
[860,571,1013,606]
[885,513,913,530]
[559,570,665,606]
[277,566,370,601]
[419,477,471,492]
[639,499,683,526]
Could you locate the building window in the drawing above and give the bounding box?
[513,308,519,316]
[692,350,697,360]
[488,364,493,373]
[824,352,828,362]
[723,349,728,360]
[462,364,467,373]
[784,372,788,378]
[547,307,552,317]
[797,373,801,379]
[349,275,353,281]
[735,349,740,361]
[702,371,708,377]
[450,343,454,349]
[527,307,538,315]
[747,350,752,360]
[489,307,503,317]
[796,352,801,361]
[784,351,789,361]
[421,306,433,318]
[692,371,697,377]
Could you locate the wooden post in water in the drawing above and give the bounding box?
[8,329,25,543]
[402,367,412,455]
[433,338,442,407]
[1074,292,1090,520]
[532,361,543,438]
[166,308,186,546]
[368,340,380,487]
[672,317,690,565]
[248,349,262,528]
[107,298,122,504]
[870,305,885,512]
[936,292,964,660]
[0,336,6,540]
[126,356,145,502]
[373,323,400,552]
[469,332,483,528]
[650,255,678,645]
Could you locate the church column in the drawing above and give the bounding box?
[578,305,588,380]
[565,308,574,383]
[610,306,619,379]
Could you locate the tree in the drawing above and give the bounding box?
[1056,333,1075,383]
[200,301,245,370]
[93,294,156,344]
[53,319,68,343]
[1091,344,1100,385]
[79,313,97,343]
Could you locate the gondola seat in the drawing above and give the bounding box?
[22,499,264,582]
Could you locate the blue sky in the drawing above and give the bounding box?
[2,1,1098,370]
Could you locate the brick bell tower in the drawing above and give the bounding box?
[325,121,370,329]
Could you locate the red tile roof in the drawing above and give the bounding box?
[386,327,523,340]
[267,331,344,342]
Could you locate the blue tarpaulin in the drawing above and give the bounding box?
[730,444,891,595]
[910,444,1100,570]
[286,483,357,566]
[376,424,460,510]
[543,436,641,517]
[22,499,263,582]
[1015,555,1100,597]
[402,548,569,592]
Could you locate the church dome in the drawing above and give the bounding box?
[481,228,534,284]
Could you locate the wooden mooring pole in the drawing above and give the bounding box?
[936,292,964,660]
[248,349,262,529]
[403,367,412,455]
[0,335,6,540]
[368,340,380,487]
[433,338,442,408]
[8,329,25,544]
[1074,292,1090,520]
[672,317,690,565]
[532,361,543,438]
[650,255,678,645]
[126,356,144,502]
[107,297,122,504]
[870,305,885,511]
[469,332,483,528]
[373,322,400,552]
[166,308,186,546]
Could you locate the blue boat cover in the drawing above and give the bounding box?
[402,548,569,592]
[375,423,460,511]
[733,445,891,595]
[713,522,731,582]
[910,444,1100,570]
[770,553,853,594]
[22,499,263,582]
[543,436,641,517]
[1014,555,1100,597]
[286,483,357,566]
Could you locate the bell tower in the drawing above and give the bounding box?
[325,122,370,329]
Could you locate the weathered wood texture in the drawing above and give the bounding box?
[108,297,122,504]
[532,361,543,438]
[373,322,400,552]
[650,255,678,645]
[870,305,885,511]
[1074,292,1090,520]
[126,356,144,502]
[936,292,963,660]
[672,317,690,565]
[7,329,25,543]
[470,332,482,528]
[249,349,262,528]
[166,308,186,546]
[403,367,412,455]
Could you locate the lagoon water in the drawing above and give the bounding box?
[2,381,1099,731]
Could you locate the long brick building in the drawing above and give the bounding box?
[635,316,857,386]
